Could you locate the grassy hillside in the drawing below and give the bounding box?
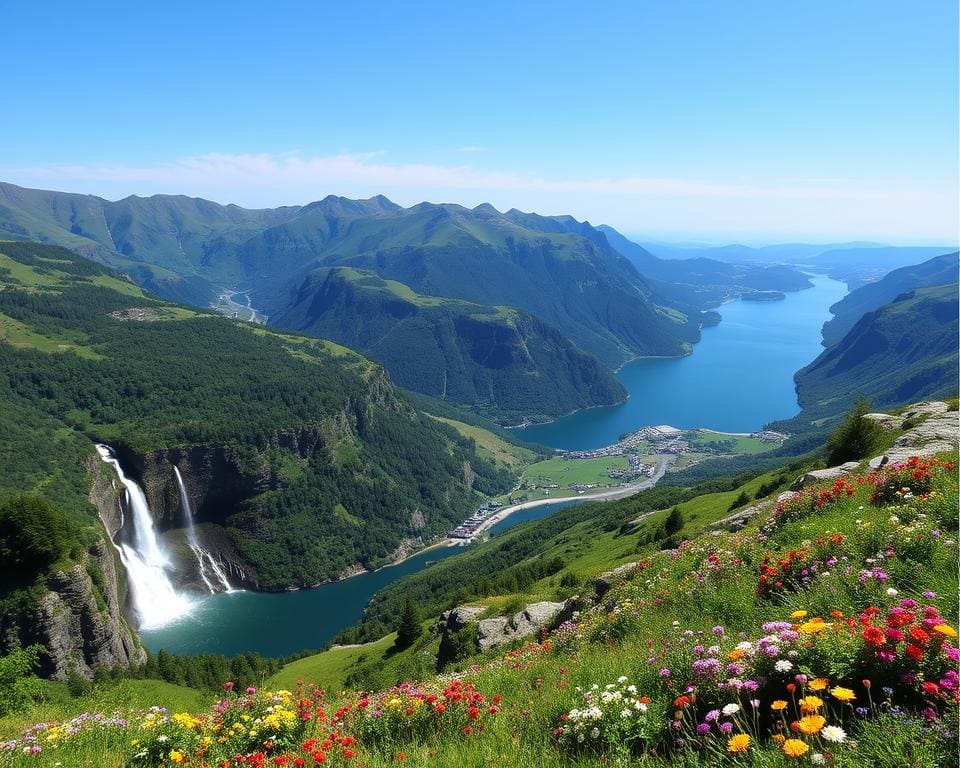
[1,413,955,767]
[0,242,516,595]
[271,267,627,424]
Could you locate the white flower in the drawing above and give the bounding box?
[617,675,629,683]
[775,660,793,673]
[886,587,899,597]
[721,703,740,716]
[821,725,847,743]
[627,685,637,694]
[577,733,585,743]
[736,641,753,651]
[590,727,600,739]
[811,753,826,765]
[620,708,633,718]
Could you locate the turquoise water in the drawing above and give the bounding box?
[142,276,846,657]
[515,275,848,450]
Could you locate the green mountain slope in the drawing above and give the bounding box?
[0,242,516,592]
[786,283,959,428]
[821,251,958,346]
[271,267,626,424]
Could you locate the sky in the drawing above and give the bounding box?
[2,1,957,244]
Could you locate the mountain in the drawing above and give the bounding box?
[821,251,959,346]
[0,184,703,411]
[271,267,626,424]
[597,225,813,308]
[786,283,958,428]
[0,241,518,641]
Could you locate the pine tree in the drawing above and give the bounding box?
[395,596,422,650]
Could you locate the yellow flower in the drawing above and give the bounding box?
[728,649,746,660]
[808,678,829,691]
[772,734,786,745]
[790,610,808,620]
[782,738,809,758]
[771,699,789,711]
[934,624,958,638]
[799,619,830,635]
[170,751,186,764]
[831,686,856,703]
[797,715,826,734]
[727,733,751,753]
[172,712,199,730]
[799,695,823,712]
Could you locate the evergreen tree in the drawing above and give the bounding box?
[394,596,422,650]
[826,397,884,466]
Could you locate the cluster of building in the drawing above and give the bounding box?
[449,501,503,540]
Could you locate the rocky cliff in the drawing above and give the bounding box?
[0,455,146,680]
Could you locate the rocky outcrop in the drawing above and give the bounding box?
[710,500,773,531]
[789,462,860,491]
[477,601,565,651]
[0,540,146,680]
[594,562,643,598]
[869,404,958,469]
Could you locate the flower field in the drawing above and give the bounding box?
[1,452,956,767]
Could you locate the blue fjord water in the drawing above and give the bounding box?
[141,275,847,656]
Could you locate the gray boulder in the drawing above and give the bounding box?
[594,561,642,598]
[789,462,860,491]
[477,601,565,651]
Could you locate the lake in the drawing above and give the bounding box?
[514,275,848,450]
[141,275,847,656]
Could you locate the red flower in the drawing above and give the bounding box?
[905,644,924,661]
[467,706,480,719]
[923,682,940,697]
[910,627,931,645]
[863,626,886,646]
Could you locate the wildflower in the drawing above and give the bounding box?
[696,723,711,735]
[798,715,825,734]
[771,700,788,711]
[812,753,826,765]
[933,624,958,638]
[782,738,809,757]
[170,751,186,764]
[727,733,751,753]
[775,660,793,673]
[799,696,823,712]
[808,678,828,691]
[821,725,847,743]
[831,687,855,703]
[721,703,740,716]
[790,610,808,620]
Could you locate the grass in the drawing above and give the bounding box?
[430,416,536,471]
[522,455,632,495]
[266,634,397,693]
[0,311,103,359]
[688,429,782,455]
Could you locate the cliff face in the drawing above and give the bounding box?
[0,457,146,679]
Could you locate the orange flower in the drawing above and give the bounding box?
[727,734,751,754]
[771,699,789,711]
[783,738,809,758]
[799,695,823,712]
[808,678,829,692]
[797,715,825,734]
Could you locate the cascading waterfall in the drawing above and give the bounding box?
[174,466,233,593]
[96,445,193,628]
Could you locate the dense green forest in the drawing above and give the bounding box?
[0,242,516,593]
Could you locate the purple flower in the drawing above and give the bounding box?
[923,591,937,599]
[660,668,671,678]
[696,723,711,735]
[712,626,725,635]
[704,709,720,722]
[719,722,734,734]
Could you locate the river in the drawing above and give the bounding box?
[140,275,847,657]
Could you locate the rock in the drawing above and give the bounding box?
[594,562,642,598]
[869,407,958,469]
[710,501,772,530]
[863,413,904,430]
[900,401,950,420]
[477,601,565,651]
[789,462,860,491]
[777,491,800,504]
[435,605,484,668]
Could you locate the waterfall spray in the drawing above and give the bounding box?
[96,445,192,628]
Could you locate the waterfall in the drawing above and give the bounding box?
[96,445,193,629]
[174,466,233,593]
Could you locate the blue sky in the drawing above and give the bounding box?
[3,1,957,243]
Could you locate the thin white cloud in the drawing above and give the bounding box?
[3,152,955,242]
[2,151,932,203]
